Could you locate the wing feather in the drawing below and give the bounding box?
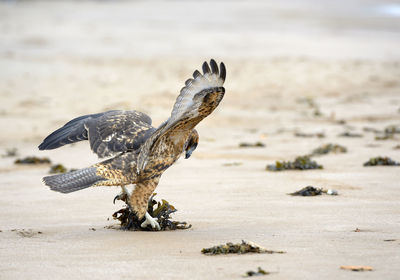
[87,110,155,158]
[38,112,105,150]
[168,59,225,126]
[136,59,226,173]
[39,110,155,158]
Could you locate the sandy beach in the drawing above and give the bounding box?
[1,1,400,279]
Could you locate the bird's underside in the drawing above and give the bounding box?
[40,59,226,230]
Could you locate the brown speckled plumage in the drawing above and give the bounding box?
[41,59,226,220]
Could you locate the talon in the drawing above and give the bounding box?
[114,186,130,204]
[113,193,127,204]
[141,212,161,230]
[113,195,119,204]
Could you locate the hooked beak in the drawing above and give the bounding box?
[185,144,197,159]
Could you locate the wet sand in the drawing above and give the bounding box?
[1,1,400,279]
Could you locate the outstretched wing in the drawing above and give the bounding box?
[39,110,155,158]
[136,59,226,173]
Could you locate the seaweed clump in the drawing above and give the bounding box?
[310,143,347,156]
[201,240,285,255]
[363,157,400,166]
[112,193,191,231]
[49,164,68,174]
[243,267,270,277]
[338,132,363,138]
[384,125,400,135]
[295,132,325,138]
[239,142,265,148]
[266,156,323,171]
[14,156,51,164]
[376,125,400,140]
[289,186,338,196]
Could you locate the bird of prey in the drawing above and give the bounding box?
[39,59,226,230]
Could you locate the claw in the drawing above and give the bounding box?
[113,186,131,204]
[113,193,127,204]
[141,212,161,230]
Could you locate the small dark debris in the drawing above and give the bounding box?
[363,157,400,166]
[338,132,363,138]
[239,142,265,148]
[394,145,400,150]
[374,125,400,140]
[375,134,394,140]
[384,125,400,135]
[295,132,325,138]
[49,164,68,174]
[223,162,243,167]
[310,143,347,156]
[297,97,324,117]
[354,228,361,232]
[340,265,373,272]
[297,97,317,107]
[383,239,396,242]
[363,125,399,140]
[363,127,381,133]
[12,229,42,237]
[201,240,286,255]
[313,108,323,117]
[2,148,18,157]
[243,267,270,277]
[112,193,191,231]
[89,228,96,231]
[266,156,323,171]
[15,156,51,165]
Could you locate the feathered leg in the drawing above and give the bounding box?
[129,176,161,230]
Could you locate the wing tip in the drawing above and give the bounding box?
[180,59,226,94]
[209,59,219,75]
[219,62,226,82]
[202,61,211,75]
[201,59,226,81]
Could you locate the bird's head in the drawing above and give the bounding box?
[184,129,199,159]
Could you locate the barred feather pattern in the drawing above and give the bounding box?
[43,168,106,193]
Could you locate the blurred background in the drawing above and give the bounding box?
[0,0,400,146]
[1,2,400,279]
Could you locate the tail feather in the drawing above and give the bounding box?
[43,167,106,193]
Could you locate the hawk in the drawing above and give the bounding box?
[39,59,226,230]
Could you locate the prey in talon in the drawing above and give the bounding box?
[113,193,191,231]
[38,59,226,230]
